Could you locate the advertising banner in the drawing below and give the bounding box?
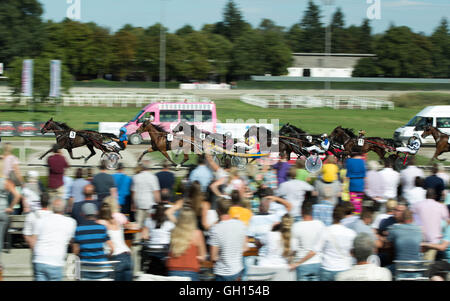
[0,121,54,137]
[21,59,34,97]
[49,60,61,98]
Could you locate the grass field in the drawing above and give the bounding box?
[0,98,420,138]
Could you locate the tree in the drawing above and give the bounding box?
[221,0,247,42]
[176,25,195,36]
[111,26,138,81]
[330,7,349,53]
[7,57,73,103]
[299,0,324,52]
[286,23,304,52]
[430,18,450,78]
[0,0,45,66]
[359,19,373,53]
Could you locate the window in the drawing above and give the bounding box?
[180,110,212,122]
[406,116,433,129]
[159,110,178,122]
[437,118,450,128]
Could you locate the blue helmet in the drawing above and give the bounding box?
[120,127,127,133]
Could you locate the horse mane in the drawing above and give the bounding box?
[289,124,307,134]
[341,127,357,138]
[55,121,72,131]
[152,123,168,133]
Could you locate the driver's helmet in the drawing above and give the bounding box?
[120,127,127,134]
[321,133,328,139]
[248,136,257,147]
[225,131,232,138]
[412,133,421,140]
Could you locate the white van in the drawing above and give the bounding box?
[394,106,450,146]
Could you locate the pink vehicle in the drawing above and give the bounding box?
[124,101,217,145]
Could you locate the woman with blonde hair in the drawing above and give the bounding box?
[2,143,23,185]
[166,208,207,281]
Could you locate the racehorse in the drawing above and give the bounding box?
[244,125,305,159]
[135,120,190,167]
[329,126,393,160]
[172,121,232,150]
[280,123,346,162]
[421,125,450,162]
[40,118,117,163]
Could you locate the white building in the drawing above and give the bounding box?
[287,53,376,78]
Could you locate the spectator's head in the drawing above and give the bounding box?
[27,170,39,183]
[82,202,98,219]
[280,153,287,161]
[151,203,168,229]
[332,204,346,224]
[385,199,398,214]
[360,208,374,225]
[295,159,306,170]
[223,157,232,170]
[83,184,95,199]
[74,168,84,179]
[401,208,413,224]
[2,143,13,156]
[301,200,314,218]
[99,202,113,221]
[139,160,152,171]
[352,233,375,264]
[216,198,231,218]
[186,181,204,216]
[426,188,437,201]
[414,176,424,188]
[40,192,50,209]
[160,188,171,203]
[103,196,120,214]
[288,166,297,180]
[99,160,108,171]
[431,164,439,175]
[52,144,60,154]
[322,163,338,183]
[342,202,355,216]
[197,154,206,165]
[384,158,393,169]
[170,208,197,257]
[51,198,65,214]
[394,203,407,221]
[368,160,381,171]
[162,160,170,170]
[230,190,241,206]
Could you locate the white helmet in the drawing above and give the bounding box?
[321,133,328,138]
[413,133,421,139]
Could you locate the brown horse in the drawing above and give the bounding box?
[421,125,450,161]
[135,120,190,167]
[40,118,116,163]
[329,126,392,160]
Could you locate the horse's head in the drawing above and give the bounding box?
[41,117,55,134]
[421,124,434,139]
[136,120,151,134]
[280,124,294,136]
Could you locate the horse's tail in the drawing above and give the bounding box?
[100,132,118,140]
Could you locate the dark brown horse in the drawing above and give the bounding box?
[135,120,190,167]
[329,126,393,160]
[421,125,450,162]
[40,118,117,163]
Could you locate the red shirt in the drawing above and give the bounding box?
[47,154,68,189]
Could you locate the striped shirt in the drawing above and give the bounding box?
[210,219,247,276]
[74,220,110,262]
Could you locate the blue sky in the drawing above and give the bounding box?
[40,0,449,34]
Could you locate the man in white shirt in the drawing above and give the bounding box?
[276,167,315,221]
[131,160,161,233]
[290,201,326,281]
[314,205,357,281]
[210,198,248,281]
[30,199,76,281]
[335,232,392,281]
[378,160,400,201]
[400,158,424,198]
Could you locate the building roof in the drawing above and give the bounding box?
[291,53,376,69]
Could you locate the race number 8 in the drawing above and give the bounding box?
[358,138,364,146]
[272,138,279,145]
[69,131,76,139]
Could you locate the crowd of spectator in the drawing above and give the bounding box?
[0,141,450,282]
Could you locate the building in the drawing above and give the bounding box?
[287,53,376,78]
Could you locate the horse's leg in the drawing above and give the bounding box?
[66,148,85,160]
[179,153,190,166]
[138,147,157,163]
[160,149,178,167]
[39,148,54,160]
[84,144,97,163]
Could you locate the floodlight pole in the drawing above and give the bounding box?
[322,0,335,93]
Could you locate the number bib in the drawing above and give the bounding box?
[307,136,312,143]
[167,134,173,142]
[358,138,365,146]
[271,138,279,145]
[69,131,76,139]
[200,133,206,140]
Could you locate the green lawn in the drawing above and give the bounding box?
[0,99,420,138]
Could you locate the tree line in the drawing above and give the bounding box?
[0,0,449,86]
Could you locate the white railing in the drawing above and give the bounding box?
[0,92,211,107]
[240,94,395,110]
